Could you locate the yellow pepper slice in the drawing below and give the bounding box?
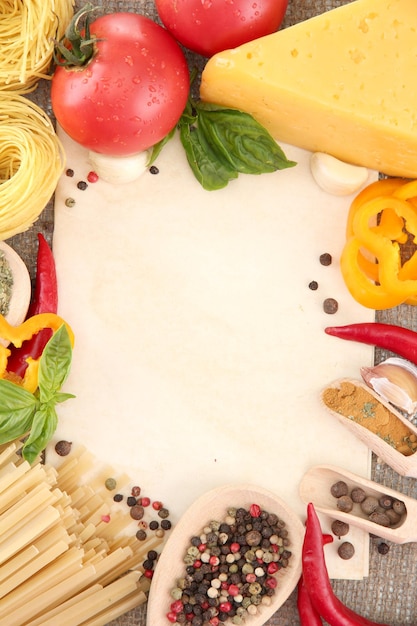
[0,313,74,392]
[341,180,417,308]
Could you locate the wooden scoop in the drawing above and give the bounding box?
[300,464,417,544]
[146,484,304,626]
[321,378,417,478]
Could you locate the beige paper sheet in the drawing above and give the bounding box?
[52,128,377,579]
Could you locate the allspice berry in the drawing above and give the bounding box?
[336,495,353,513]
[331,481,349,498]
[369,511,391,527]
[351,487,366,503]
[360,496,379,516]
[331,520,350,538]
[55,440,72,456]
[338,542,355,560]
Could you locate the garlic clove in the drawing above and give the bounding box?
[360,357,417,416]
[310,152,369,196]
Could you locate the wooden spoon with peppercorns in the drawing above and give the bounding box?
[300,465,417,544]
[146,484,304,626]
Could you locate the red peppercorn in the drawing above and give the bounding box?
[141,496,151,507]
[166,611,177,623]
[219,601,232,613]
[210,618,219,626]
[143,569,153,579]
[185,613,194,621]
[201,601,209,610]
[246,573,257,583]
[228,584,240,596]
[267,562,279,575]
[198,543,207,552]
[265,576,277,589]
[193,560,202,569]
[170,600,183,613]
[152,500,163,510]
[209,555,220,566]
[230,542,240,553]
[250,503,262,517]
[87,170,99,183]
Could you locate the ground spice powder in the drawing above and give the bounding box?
[323,381,417,456]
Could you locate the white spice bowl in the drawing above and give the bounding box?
[0,241,31,330]
[146,484,304,626]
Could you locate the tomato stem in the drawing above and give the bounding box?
[53,3,99,67]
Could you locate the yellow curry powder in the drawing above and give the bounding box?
[323,381,417,456]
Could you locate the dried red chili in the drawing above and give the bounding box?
[297,576,323,626]
[7,233,58,378]
[302,503,389,626]
[325,322,417,366]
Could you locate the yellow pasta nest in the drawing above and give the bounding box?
[0,93,65,240]
[0,0,74,92]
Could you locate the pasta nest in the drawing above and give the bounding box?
[0,93,65,240]
[0,0,74,92]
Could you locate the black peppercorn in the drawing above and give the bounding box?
[308,280,319,290]
[323,297,339,314]
[149,165,159,175]
[113,493,123,502]
[77,180,88,190]
[377,542,390,555]
[126,496,137,507]
[319,252,332,266]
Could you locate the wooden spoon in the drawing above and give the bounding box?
[146,484,304,626]
[300,464,417,544]
[321,378,417,478]
[0,242,31,346]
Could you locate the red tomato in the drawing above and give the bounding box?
[154,0,288,57]
[51,13,189,156]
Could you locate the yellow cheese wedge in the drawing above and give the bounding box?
[200,0,417,178]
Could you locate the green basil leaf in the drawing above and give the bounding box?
[38,325,73,403]
[54,391,76,404]
[0,379,37,444]
[148,127,176,167]
[179,124,237,191]
[196,105,297,175]
[22,406,58,465]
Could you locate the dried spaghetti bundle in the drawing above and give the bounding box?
[0,93,64,239]
[0,0,74,92]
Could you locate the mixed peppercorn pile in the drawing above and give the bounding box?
[166,503,293,625]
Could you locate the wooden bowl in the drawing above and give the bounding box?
[0,242,31,332]
[146,483,304,626]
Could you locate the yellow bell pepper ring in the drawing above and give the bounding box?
[351,196,417,299]
[0,313,74,390]
[340,237,408,310]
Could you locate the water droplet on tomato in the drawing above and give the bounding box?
[132,76,142,84]
[124,55,134,66]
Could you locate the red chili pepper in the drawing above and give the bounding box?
[325,323,417,366]
[7,233,58,378]
[302,503,390,626]
[297,576,323,626]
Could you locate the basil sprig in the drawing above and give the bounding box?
[0,324,74,464]
[151,94,297,191]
